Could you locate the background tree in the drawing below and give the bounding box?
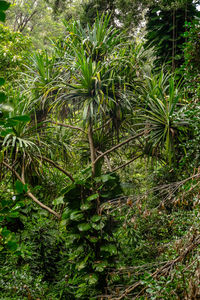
[6,0,64,48]
[144,0,199,70]
[181,17,200,98]
[80,0,150,30]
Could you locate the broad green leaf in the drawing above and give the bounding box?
[1,129,13,136]
[80,166,92,175]
[1,199,11,208]
[80,202,92,211]
[52,196,64,205]
[23,184,28,193]
[5,119,18,126]
[1,227,10,237]
[15,180,24,194]
[67,233,80,242]
[0,1,10,11]
[61,183,76,195]
[7,212,19,218]
[78,223,91,231]
[91,222,105,230]
[101,192,112,198]
[0,92,6,103]
[86,193,99,201]
[11,115,30,123]
[93,260,108,272]
[62,208,73,219]
[60,219,67,227]
[95,174,115,183]
[10,204,21,211]
[87,236,98,243]
[0,207,9,214]
[88,273,99,285]
[91,215,101,222]
[76,261,87,271]
[101,244,117,255]
[101,175,116,182]
[0,11,6,22]
[70,211,84,221]
[7,241,18,251]
[0,78,5,86]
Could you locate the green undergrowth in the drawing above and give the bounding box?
[1,180,200,299]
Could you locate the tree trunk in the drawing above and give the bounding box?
[88,123,96,177]
[172,8,176,72]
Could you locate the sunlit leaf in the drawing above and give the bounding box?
[101,244,117,255]
[80,202,92,211]
[52,196,64,205]
[91,215,101,222]
[70,211,84,221]
[78,223,91,231]
[86,193,99,201]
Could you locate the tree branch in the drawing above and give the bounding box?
[18,10,37,32]
[47,120,86,134]
[39,156,74,182]
[2,161,61,219]
[112,154,142,172]
[97,151,112,172]
[94,132,144,166]
[88,124,96,176]
[93,118,112,132]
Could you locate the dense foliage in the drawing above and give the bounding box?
[0,1,200,299]
[144,0,199,69]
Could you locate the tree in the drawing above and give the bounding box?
[144,0,199,70]
[13,14,151,297]
[0,23,31,81]
[80,0,150,30]
[140,71,190,164]
[6,0,64,49]
[181,18,200,99]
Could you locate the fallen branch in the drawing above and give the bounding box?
[2,161,61,219]
[112,232,200,299]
